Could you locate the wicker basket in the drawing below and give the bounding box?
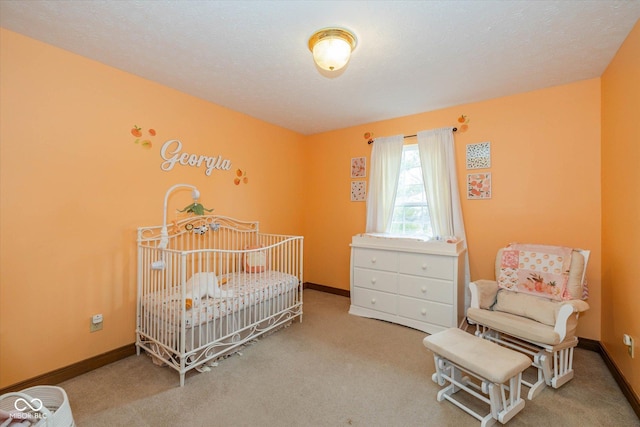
[0,385,74,427]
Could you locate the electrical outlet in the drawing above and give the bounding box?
[90,320,103,332]
[90,314,103,333]
[623,334,634,358]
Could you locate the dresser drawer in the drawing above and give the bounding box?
[398,253,453,280]
[353,248,398,272]
[397,296,452,327]
[353,268,397,293]
[352,288,396,315]
[397,275,453,304]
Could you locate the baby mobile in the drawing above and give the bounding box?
[168,196,216,236]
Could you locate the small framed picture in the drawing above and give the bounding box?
[466,142,491,170]
[351,181,366,202]
[351,157,366,178]
[467,173,492,199]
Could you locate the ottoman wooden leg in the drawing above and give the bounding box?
[424,328,531,426]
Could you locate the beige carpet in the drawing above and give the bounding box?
[60,289,638,426]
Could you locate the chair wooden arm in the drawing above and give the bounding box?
[554,300,590,341]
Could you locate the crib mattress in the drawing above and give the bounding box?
[142,270,300,329]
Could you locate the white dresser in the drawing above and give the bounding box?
[349,234,466,334]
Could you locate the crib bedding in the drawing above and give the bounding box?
[143,270,299,329]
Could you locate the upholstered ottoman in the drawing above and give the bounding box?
[423,328,531,427]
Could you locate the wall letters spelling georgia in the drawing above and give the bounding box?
[160,139,232,176]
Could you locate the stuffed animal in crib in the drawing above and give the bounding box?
[184,273,232,309]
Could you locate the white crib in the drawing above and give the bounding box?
[136,215,303,386]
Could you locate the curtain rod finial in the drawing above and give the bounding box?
[364,132,374,144]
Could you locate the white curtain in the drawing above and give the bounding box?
[365,135,404,233]
[417,128,455,237]
[417,127,470,306]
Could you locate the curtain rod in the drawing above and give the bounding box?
[367,127,457,144]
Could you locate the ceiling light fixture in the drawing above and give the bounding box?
[308,28,357,72]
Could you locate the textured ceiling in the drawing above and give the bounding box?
[1,1,639,135]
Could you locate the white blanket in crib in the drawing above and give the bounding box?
[143,270,299,328]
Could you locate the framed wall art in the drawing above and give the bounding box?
[466,142,491,170]
[467,172,492,199]
[351,181,366,202]
[351,157,366,178]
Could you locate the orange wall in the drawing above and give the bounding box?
[601,20,640,398]
[1,22,632,393]
[0,29,305,388]
[304,79,602,341]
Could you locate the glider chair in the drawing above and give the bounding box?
[466,243,590,400]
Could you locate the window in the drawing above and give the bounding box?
[389,144,433,238]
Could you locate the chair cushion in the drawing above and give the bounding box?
[493,290,559,326]
[565,251,586,299]
[467,307,563,345]
[423,328,531,384]
[474,280,499,309]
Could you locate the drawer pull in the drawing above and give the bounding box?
[421,263,428,270]
[371,257,377,264]
[421,286,427,293]
[371,277,377,284]
[371,298,376,305]
[421,308,427,316]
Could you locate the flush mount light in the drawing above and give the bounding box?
[308,28,357,72]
